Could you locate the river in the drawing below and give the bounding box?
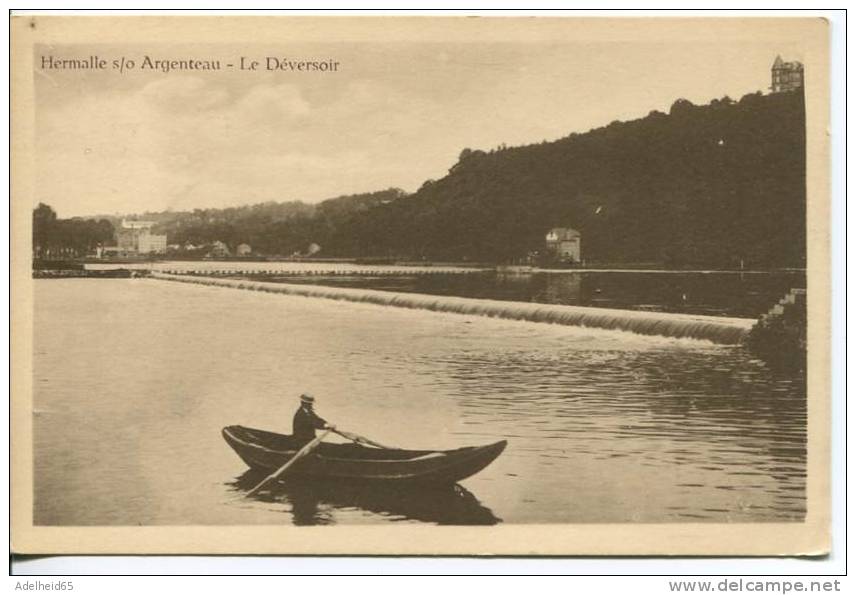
[33,278,805,525]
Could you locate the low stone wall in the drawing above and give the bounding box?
[33,268,142,279]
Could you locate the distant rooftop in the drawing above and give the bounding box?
[546,227,581,240]
[121,220,156,229]
[772,54,804,71]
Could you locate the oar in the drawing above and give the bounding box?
[244,428,333,498]
[332,428,397,450]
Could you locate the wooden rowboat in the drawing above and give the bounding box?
[222,425,507,486]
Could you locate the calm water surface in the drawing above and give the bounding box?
[33,279,805,525]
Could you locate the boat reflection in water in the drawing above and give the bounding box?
[230,471,501,526]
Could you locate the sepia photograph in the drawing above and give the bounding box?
[10,15,830,556]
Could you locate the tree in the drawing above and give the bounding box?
[32,203,116,258]
[669,98,695,115]
[32,203,57,256]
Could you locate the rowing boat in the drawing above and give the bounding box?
[222,425,507,485]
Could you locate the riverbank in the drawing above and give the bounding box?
[33,268,142,279]
[53,255,806,274]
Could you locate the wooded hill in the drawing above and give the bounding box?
[133,190,406,256]
[322,90,805,267]
[92,90,806,267]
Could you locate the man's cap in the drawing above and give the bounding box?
[300,393,315,404]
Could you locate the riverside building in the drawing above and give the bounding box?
[545,227,582,263]
[115,220,167,255]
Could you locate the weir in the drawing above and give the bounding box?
[149,272,755,344]
[150,265,487,276]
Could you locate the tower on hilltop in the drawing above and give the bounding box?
[770,55,804,93]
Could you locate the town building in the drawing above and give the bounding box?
[115,220,167,255]
[236,243,252,256]
[770,55,804,93]
[545,227,581,263]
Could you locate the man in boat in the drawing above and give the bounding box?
[293,393,335,444]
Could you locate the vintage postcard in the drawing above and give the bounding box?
[10,16,830,555]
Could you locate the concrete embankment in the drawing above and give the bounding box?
[33,268,139,279]
[149,272,755,344]
[746,288,807,370]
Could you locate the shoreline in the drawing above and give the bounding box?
[37,257,806,275]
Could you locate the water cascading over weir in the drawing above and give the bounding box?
[148,272,755,344]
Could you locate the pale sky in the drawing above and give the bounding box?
[35,40,801,217]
